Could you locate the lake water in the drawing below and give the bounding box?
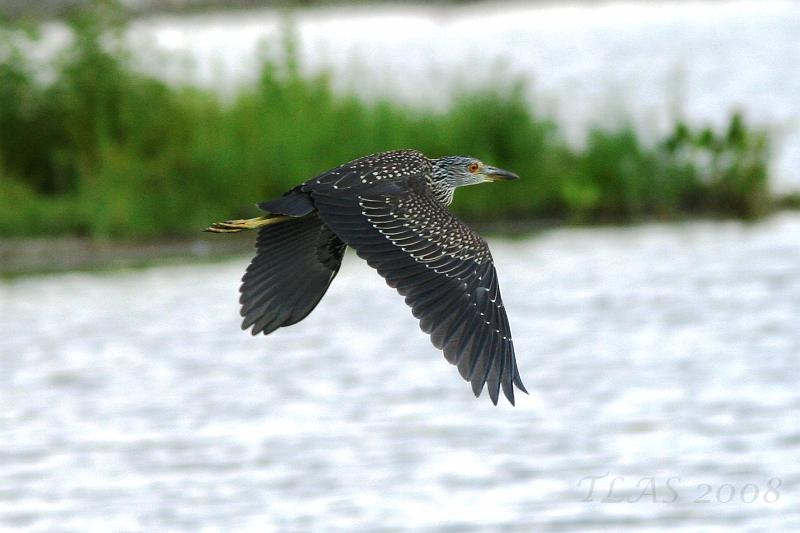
[123,0,800,193]
[2,214,799,531]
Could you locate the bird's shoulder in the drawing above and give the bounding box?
[360,190,493,264]
[302,149,433,193]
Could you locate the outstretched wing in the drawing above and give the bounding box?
[304,152,526,404]
[240,214,345,336]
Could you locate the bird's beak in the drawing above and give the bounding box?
[483,166,520,182]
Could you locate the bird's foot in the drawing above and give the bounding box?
[204,215,289,233]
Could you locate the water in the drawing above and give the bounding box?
[2,214,799,531]
[125,0,800,192]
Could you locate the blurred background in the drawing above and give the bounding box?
[1,0,798,530]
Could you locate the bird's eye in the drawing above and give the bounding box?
[468,162,480,173]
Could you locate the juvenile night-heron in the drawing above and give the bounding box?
[206,150,526,405]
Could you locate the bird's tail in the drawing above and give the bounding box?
[204,214,291,233]
[205,188,316,233]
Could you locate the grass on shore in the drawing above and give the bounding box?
[0,1,773,239]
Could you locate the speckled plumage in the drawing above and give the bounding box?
[215,149,526,405]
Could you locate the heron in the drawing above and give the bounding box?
[206,150,527,405]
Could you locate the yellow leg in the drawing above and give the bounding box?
[204,215,291,233]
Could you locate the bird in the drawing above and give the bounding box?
[206,149,527,405]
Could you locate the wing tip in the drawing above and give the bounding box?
[513,371,529,395]
[471,377,486,400]
[473,378,521,406]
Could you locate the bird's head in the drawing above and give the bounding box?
[431,156,519,190]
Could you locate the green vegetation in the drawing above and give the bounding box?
[0,2,773,239]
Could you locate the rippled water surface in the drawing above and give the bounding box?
[2,215,800,531]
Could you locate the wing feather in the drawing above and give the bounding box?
[239,214,345,336]
[303,154,525,404]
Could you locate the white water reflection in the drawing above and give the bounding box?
[1,214,799,531]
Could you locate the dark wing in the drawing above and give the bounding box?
[240,213,345,336]
[304,152,526,404]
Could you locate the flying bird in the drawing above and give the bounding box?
[206,150,526,404]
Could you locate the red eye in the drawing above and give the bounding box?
[468,162,480,173]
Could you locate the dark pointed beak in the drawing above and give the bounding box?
[483,166,520,181]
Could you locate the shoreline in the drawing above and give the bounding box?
[4,210,797,277]
[0,233,254,277]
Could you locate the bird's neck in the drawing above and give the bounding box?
[430,180,456,206]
